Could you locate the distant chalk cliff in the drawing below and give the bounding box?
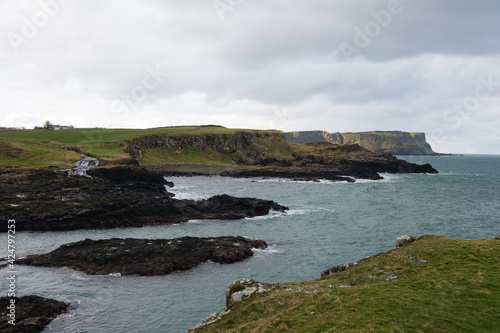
[284,131,438,155]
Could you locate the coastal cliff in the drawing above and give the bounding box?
[284,130,437,155]
[120,128,438,180]
[0,126,438,182]
[125,131,282,158]
[190,235,500,332]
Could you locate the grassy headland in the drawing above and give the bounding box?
[0,126,265,167]
[0,126,399,171]
[196,235,500,332]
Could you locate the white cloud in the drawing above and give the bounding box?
[0,0,499,153]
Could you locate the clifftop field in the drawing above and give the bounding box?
[0,126,406,171]
[0,126,270,168]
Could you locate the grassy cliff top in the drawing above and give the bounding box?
[0,125,271,144]
[0,126,395,169]
[0,126,277,168]
[198,235,500,332]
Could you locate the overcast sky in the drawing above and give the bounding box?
[1,0,499,154]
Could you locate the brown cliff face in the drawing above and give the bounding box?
[125,131,282,158]
[284,131,437,155]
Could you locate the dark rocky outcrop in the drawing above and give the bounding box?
[18,236,268,276]
[396,235,416,248]
[0,166,288,232]
[0,296,69,333]
[321,263,358,278]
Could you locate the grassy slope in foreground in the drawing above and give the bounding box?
[198,235,500,332]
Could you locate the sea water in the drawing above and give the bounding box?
[1,155,499,332]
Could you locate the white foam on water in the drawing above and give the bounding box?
[286,209,310,215]
[354,173,402,183]
[186,219,207,224]
[253,244,282,257]
[244,208,310,221]
[241,177,353,184]
[71,272,89,281]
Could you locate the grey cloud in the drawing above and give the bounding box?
[1,0,500,153]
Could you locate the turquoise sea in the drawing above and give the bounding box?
[1,155,499,332]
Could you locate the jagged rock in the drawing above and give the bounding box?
[321,262,358,278]
[225,278,272,307]
[187,310,231,332]
[17,236,267,276]
[0,296,69,333]
[396,235,416,248]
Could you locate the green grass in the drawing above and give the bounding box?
[140,146,235,165]
[200,235,500,332]
[0,126,268,167]
[0,126,409,169]
[0,139,82,168]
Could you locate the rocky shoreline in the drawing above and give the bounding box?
[18,236,268,276]
[0,296,69,333]
[0,166,288,231]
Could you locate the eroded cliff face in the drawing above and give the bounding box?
[284,131,437,155]
[125,131,281,158]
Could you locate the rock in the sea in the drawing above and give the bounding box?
[0,295,69,333]
[18,236,267,276]
[396,235,416,248]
